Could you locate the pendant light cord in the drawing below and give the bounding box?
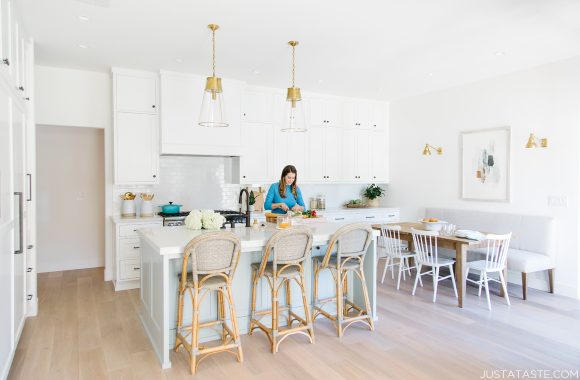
[291,44,296,88]
[212,28,216,77]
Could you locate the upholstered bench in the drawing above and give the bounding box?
[425,208,555,300]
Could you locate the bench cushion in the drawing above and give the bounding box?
[467,247,554,273]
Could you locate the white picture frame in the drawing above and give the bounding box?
[461,127,511,202]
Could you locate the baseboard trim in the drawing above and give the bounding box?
[37,259,104,273]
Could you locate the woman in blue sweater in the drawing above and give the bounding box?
[264,165,306,214]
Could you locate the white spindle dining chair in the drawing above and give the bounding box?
[465,233,512,310]
[378,225,419,290]
[411,228,458,303]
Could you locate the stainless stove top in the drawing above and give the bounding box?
[158,210,246,227]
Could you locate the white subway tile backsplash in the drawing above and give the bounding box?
[112,155,389,215]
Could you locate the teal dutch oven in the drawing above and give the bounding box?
[160,201,182,214]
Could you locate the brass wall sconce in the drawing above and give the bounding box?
[422,144,443,155]
[525,133,548,148]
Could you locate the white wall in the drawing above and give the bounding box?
[36,126,105,272]
[35,65,111,129]
[388,56,580,298]
[34,65,115,280]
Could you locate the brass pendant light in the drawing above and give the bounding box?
[198,24,228,127]
[282,41,306,132]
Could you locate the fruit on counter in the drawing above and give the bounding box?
[302,209,318,218]
[422,218,439,222]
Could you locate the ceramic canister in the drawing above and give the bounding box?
[122,199,136,217]
[141,200,153,217]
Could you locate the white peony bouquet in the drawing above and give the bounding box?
[201,209,226,230]
[184,210,202,230]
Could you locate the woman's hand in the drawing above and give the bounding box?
[277,203,289,212]
[291,205,304,212]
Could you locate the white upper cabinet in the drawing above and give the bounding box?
[113,69,160,185]
[343,101,370,129]
[240,123,273,184]
[115,72,158,114]
[341,129,372,182]
[344,100,388,129]
[114,113,159,184]
[370,130,389,183]
[160,71,243,156]
[369,102,388,130]
[304,126,342,183]
[0,0,13,84]
[241,89,273,123]
[307,97,340,127]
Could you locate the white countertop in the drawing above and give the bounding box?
[255,207,399,215]
[138,222,378,256]
[111,215,163,224]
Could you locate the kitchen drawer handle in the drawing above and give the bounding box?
[133,229,137,232]
[365,216,376,219]
[335,217,345,220]
[133,246,140,249]
[388,214,396,217]
[132,267,140,270]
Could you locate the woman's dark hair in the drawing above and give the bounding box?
[278,165,298,199]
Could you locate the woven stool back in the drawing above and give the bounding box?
[257,227,313,275]
[181,231,241,287]
[321,223,373,267]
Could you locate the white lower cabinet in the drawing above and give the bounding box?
[323,208,400,224]
[114,220,162,291]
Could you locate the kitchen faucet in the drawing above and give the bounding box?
[238,188,251,227]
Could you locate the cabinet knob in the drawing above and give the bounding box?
[152,105,156,108]
[2,58,9,66]
[152,174,157,178]
[242,175,246,178]
[18,86,24,91]
[243,113,246,116]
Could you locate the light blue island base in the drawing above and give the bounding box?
[137,223,378,369]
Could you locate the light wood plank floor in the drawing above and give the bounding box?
[8,267,580,380]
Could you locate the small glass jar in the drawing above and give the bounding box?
[309,198,318,210]
[316,195,326,210]
[277,215,291,229]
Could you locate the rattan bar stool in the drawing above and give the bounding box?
[312,223,374,337]
[249,226,315,353]
[174,231,243,374]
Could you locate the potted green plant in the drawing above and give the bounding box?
[363,184,385,207]
[248,190,256,211]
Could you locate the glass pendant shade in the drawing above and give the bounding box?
[282,41,306,132]
[282,89,306,132]
[198,24,228,127]
[199,76,228,127]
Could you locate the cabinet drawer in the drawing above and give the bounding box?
[119,238,141,260]
[119,222,161,237]
[119,259,141,280]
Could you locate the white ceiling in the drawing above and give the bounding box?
[19,0,580,100]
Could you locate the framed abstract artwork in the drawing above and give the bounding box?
[461,127,511,201]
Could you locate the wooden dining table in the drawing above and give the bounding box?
[372,222,508,308]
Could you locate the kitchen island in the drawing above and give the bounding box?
[137,222,379,369]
